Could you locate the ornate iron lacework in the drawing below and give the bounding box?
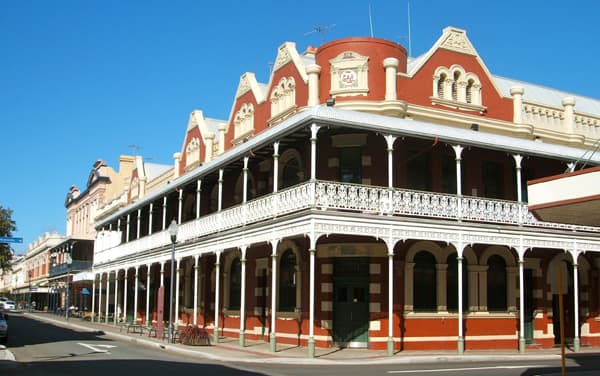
[95,180,600,266]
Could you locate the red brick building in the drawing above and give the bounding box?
[93,27,600,356]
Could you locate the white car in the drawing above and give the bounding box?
[0,311,7,343]
[3,301,15,310]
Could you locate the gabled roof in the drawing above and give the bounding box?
[493,75,600,116]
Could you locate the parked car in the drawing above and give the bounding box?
[0,296,7,309]
[0,311,7,344]
[3,301,15,311]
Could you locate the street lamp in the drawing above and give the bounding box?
[167,219,178,344]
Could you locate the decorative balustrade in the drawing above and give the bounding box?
[94,180,600,265]
[522,102,600,141]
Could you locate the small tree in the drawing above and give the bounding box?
[0,205,17,270]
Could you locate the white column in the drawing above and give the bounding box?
[514,154,524,225]
[126,215,130,242]
[452,145,464,219]
[306,64,321,106]
[273,142,280,193]
[123,269,128,322]
[383,57,399,101]
[218,169,224,211]
[457,256,464,350]
[196,179,202,219]
[310,124,320,181]
[145,264,151,326]
[134,266,139,323]
[213,251,222,343]
[243,157,249,203]
[193,255,199,326]
[148,203,153,235]
[160,262,165,287]
[97,273,103,323]
[239,246,248,347]
[177,188,183,224]
[510,86,524,124]
[162,196,167,231]
[105,272,110,323]
[387,240,395,355]
[136,209,141,239]
[91,274,96,322]
[518,256,525,353]
[270,240,278,352]
[113,271,119,324]
[573,250,581,352]
[562,97,576,134]
[174,258,181,331]
[308,236,316,358]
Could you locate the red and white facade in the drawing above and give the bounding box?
[92,27,600,356]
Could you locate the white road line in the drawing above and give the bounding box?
[387,365,549,374]
[77,343,117,354]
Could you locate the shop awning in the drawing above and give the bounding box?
[73,271,94,282]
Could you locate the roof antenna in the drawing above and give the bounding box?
[305,24,336,44]
[369,4,374,37]
[128,144,141,155]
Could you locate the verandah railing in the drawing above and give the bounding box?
[94,180,598,264]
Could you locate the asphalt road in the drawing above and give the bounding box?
[2,312,600,376]
[0,313,264,376]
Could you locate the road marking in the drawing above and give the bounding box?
[77,343,117,354]
[387,365,548,373]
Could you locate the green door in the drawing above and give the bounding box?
[333,258,369,347]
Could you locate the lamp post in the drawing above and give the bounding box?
[167,219,178,344]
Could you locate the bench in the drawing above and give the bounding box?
[143,326,157,337]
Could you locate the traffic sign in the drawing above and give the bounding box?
[0,236,23,243]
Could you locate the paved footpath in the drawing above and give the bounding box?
[1,311,596,366]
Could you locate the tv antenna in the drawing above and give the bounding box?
[128,144,141,155]
[305,24,336,44]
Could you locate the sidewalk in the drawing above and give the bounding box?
[3,311,595,365]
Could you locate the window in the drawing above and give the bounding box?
[185,138,200,169]
[234,103,254,140]
[432,65,484,110]
[282,158,301,188]
[229,257,241,310]
[487,255,507,311]
[408,151,430,191]
[446,254,468,311]
[482,161,504,199]
[413,251,437,311]
[279,250,296,312]
[442,155,457,194]
[339,147,362,184]
[270,77,296,118]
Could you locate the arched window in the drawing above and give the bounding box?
[229,257,241,310]
[487,255,507,311]
[437,73,446,98]
[279,249,296,312]
[446,254,468,311]
[413,251,437,311]
[466,79,474,103]
[452,71,460,101]
[282,158,301,188]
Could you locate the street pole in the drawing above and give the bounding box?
[167,219,178,344]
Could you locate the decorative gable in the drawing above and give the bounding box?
[273,42,309,83]
[439,27,477,56]
[235,72,266,103]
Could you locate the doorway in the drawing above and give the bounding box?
[333,257,369,348]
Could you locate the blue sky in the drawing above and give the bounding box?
[1,0,599,255]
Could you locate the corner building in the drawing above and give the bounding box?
[92,27,600,356]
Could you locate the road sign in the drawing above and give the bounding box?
[0,236,23,244]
